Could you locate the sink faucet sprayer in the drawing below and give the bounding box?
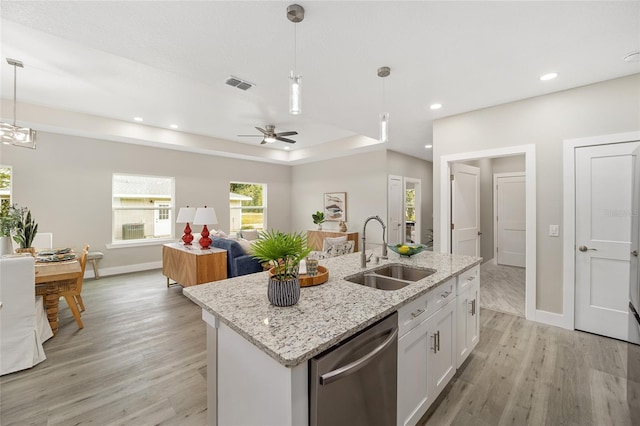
[362,215,388,267]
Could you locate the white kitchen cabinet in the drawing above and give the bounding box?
[427,298,457,400]
[397,284,457,426]
[456,281,480,368]
[397,314,432,426]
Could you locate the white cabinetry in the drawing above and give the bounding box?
[456,266,480,368]
[397,266,480,426]
[397,278,457,426]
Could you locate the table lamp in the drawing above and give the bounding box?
[193,206,218,249]
[176,207,197,245]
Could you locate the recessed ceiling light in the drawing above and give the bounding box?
[624,52,640,62]
[133,117,143,122]
[170,124,179,129]
[539,72,558,81]
[424,144,433,149]
[284,146,290,150]
[430,104,442,110]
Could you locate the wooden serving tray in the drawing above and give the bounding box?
[269,266,329,287]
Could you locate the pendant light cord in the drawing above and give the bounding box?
[12,64,17,126]
[293,23,297,73]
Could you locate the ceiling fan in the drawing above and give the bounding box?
[238,125,298,144]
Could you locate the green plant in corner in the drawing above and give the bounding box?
[13,205,38,248]
[250,230,312,280]
[0,203,20,238]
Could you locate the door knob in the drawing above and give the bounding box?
[478,232,483,236]
[633,250,638,257]
[578,245,597,252]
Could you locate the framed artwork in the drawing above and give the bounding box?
[324,192,346,222]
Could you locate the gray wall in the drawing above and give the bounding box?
[1,131,292,272]
[433,73,640,314]
[291,150,433,245]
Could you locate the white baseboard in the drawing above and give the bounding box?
[535,309,571,329]
[84,261,162,279]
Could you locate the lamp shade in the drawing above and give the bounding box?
[193,207,218,226]
[176,207,196,224]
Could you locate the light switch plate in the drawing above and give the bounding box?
[549,225,559,237]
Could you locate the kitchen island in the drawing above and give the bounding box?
[184,249,481,426]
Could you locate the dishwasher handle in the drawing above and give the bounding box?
[319,327,398,386]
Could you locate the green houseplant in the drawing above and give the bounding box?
[312,211,325,230]
[0,203,20,255]
[251,230,312,306]
[13,205,38,252]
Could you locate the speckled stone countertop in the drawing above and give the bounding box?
[183,249,481,368]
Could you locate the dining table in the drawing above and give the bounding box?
[34,258,81,335]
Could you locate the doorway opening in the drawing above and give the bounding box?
[440,145,536,321]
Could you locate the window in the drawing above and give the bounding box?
[230,182,266,234]
[112,174,174,243]
[0,166,11,212]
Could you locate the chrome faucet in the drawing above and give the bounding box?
[362,215,388,267]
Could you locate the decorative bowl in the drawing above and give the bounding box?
[388,243,428,257]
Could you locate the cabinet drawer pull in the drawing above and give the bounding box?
[440,290,452,299]
[436,330,440,352]
[467,276,475,281]
[411,308,426,319]
[468,299,477,315]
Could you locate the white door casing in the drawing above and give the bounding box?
[575,142,639,341]
[451,163,480,257]
[388,175,403,246]
[495,173,526,267]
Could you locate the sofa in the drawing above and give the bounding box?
[211,237,263,278]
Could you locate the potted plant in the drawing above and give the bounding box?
[13,205,38,255]
[0,203,20,255]
[250,230,312,307]
[312,211,325,230]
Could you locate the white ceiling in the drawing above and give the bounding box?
[1,1,639,163]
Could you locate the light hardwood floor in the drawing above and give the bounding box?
[1,269,635,425]
[480,262,525,317]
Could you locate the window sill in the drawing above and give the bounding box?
[106,238,176,249]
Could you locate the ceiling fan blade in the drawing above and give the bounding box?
[255,127,267,135]
[275,131,298,137]
[276,137,296,144]
[260,139,267,144]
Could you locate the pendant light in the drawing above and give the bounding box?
[378,66,390,143]
[1,58,36,149]
[287,4,304,115]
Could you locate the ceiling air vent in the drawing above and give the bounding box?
[225,76,254,91]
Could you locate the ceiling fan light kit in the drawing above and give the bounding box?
[238,124,298,145]
[1,58,36,149]
[378,66,391,143]
[287,4,304,115]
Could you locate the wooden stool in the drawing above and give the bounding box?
[87,251,104,279]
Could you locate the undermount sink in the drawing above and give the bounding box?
[372,264,436,282]
[345,263,436,291]
[346,273,411,291]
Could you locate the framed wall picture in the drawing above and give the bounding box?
[324,192,346,222]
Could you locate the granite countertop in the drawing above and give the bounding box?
[183,249,481,368]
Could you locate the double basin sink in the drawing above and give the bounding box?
[345,263,436,291]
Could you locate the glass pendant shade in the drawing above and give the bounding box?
[289,73,302,115]
[379,112,389,143]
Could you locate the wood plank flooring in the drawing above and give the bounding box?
[420,308,634,426]
[1,269,635,425]
[480,262,526,317]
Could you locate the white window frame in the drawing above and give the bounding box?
[229,181,267,234]
[108,173,176,249]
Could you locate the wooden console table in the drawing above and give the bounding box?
[162,243,227,287]
[307,230,359,252]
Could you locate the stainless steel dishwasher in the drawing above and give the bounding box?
[310,312,398,426]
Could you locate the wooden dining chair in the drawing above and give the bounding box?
[60,245,89,329]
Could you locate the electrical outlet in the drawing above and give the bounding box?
[549,225,559,237]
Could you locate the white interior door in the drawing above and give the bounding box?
[404,178,421,244]
[154,202,172,237]
[496,174,525,267]
[575,142,640,341]
[388,175,403,245]
[451,163,480,257]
